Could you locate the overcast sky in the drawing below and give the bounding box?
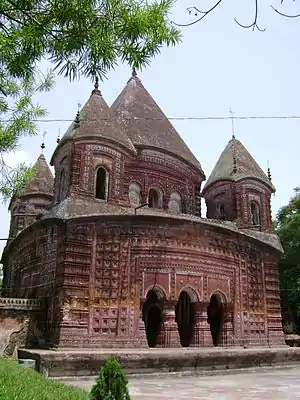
[1,1,299,256]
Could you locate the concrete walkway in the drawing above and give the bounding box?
[66,366,300,399]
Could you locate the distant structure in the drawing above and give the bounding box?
[1,74,284,348]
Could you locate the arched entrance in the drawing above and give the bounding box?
[207,292,226,346]
[175,289,197,347]
[142,287,164,348]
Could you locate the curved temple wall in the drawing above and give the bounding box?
[1,76,285,350]
[2,215,284,349]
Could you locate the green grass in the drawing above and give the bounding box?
[0,357,89,400]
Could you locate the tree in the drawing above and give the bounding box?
[90,358,131,400]
[172,0,300,31]
[0,0,181,202]
[275,187,300,333]
[0,70,54,202]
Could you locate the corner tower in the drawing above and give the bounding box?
[50,79,135,206]
[202,136,275,232]
[8,153,54,239]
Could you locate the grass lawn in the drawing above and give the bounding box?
[0,357,89,400]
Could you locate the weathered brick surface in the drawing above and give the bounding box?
[0,299,45,356]
[1,76,285,350]
[18,347,300,378]
[2,215,284,349]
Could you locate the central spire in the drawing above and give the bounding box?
[110,72,204,173]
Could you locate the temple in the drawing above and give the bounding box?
[1,73,284,348]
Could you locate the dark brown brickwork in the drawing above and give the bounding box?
[2,216,284,348]
[204,179,273,232]
[1,75,285,349]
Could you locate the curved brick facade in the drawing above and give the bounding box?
[1,75,285,349]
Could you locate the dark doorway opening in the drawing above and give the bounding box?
[143,289,163,348]
[148,189,159,208]
[207,293,224,346]
[175,290,195,347]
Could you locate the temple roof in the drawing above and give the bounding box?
[22,154,54,197]
[58,81,135,153]
[41,195,282,252]
[202,137,275,193]
[110,73,204,173]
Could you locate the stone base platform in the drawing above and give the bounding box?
[18,346,300,378]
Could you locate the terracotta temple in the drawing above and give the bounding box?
[1,72,285,348]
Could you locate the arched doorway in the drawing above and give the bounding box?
[142,288,164,348]
[207,293,226,346]
[175,289,197,347]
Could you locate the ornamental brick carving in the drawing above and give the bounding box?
[1,77,285,350]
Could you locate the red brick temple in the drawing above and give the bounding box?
[1,72,285,348]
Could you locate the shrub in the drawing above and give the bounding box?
[90,358,131,400]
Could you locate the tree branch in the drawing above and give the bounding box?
[234,0,265,31]
[172,0,223,27]
[271,4,300,18]
[172,0,300,30]
[4,0,57,38]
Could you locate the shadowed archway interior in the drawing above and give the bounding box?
[175,290,196,347]
[207,293,225,346]
[142,289,163,348]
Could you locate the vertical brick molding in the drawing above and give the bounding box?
[223,305,234,347]
[88,223,97,336]
[158,302,180,348]
[138,309,148,346]
[190,301,202,347]
[198,302,213,347]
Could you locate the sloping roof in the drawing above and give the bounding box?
[110,73,204,173]
[41,195,282,252]
[59,82,135,153]
[22,154,54,196]
[202,137,275,193]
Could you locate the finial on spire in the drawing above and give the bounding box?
[94,76,99,90]
[267,160,272,181]
[229,108,235,139]
[41,131,46,152]
[56,129,60,144]
[75,103,81,124]
[92,76,101,95]
[132,67,137,77]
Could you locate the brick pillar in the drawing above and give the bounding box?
[198,302,214,347]
[222,306,234,347]
[157,302,180,348]
[190,301,201,347]
[139,310,148,347]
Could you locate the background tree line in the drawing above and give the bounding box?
[276,187,300,334]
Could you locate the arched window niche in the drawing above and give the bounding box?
[251,201,261,226]
[95,167,109,200]
[129,182,142,207]
[58,168,66,202]
[168,192,181,214]
[148,187,163,209]
[216,202,226,220]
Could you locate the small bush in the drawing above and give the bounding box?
[90,358,131,400]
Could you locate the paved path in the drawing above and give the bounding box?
[66,366,300,399]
